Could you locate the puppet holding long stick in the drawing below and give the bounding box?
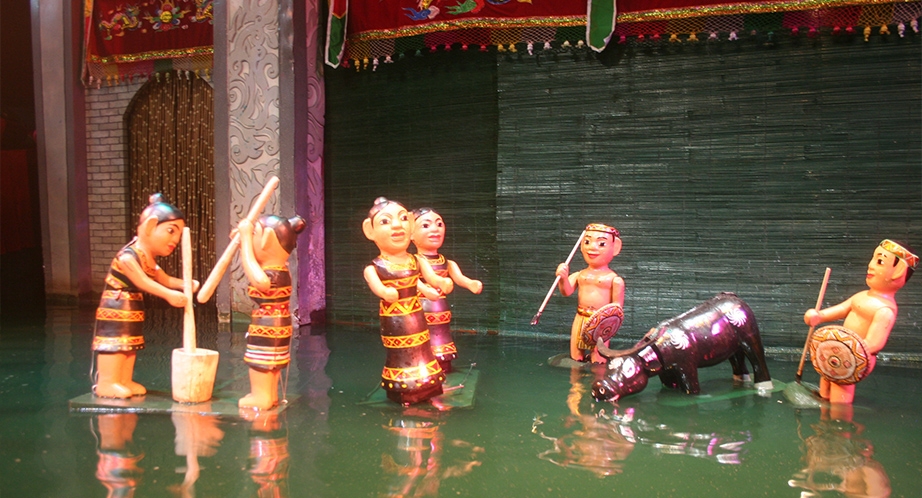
[92,194,194,398]
[237,214,305,410]
[554,224,625,364]
[803,240,917,405]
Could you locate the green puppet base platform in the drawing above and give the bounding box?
[654,379,786,407]
[68,390,296,417]
[359,365,480,410]
[547,352,593,370]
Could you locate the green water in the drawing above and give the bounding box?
[2,306,921,497]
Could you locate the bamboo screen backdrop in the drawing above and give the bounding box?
[325,38,921,353]
[325,52,500,333]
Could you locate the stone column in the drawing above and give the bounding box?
[299,0,326,325]
[220,0,284,315]
[32,0,91,301]
[215,0,324,318]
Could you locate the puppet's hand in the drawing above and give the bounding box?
[237,218,254,236]
[804,309,821,327]
[166,289,188,308]
[556,263,569,279]
[469,279,483,294]
[420,283,441,301]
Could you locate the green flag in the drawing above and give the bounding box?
[587,0,617,52]
[325,0,348,68]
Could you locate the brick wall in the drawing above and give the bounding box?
[84,81,145,290]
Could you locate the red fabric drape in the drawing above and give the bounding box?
[83,0,213,85]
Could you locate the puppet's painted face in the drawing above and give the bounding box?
[145,219,185,257]
[370,203,413,255]
[412,211,445,253]
[581,230,618,268]
[866,247,906,291]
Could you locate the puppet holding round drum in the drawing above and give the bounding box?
[554,224,625,364]
[803,239,917,405]
[411,207,483,373]
[362,197,451,405]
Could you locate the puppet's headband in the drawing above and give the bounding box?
[585,223,620,238]
[880,239,919,269]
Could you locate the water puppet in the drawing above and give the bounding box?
[803,240,917,404]
[92,194,193,398]
[411,207,483,373]
[593,293,773,401]
[237,214,306,410]
[555,224,625,364]
[362,197,452,405]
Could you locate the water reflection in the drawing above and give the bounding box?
[242,411,290,498]
[537,368,756,477]
[381,407,484,497]
[170,409,225,497]
[93,413,144,497]
[293,331,332,492]
[788,406,891,498]
[77,325,325,497]
[536,368,635,477]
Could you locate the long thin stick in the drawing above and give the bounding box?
[182,227,196,352]
[197,176,280,302]
[796,267,831,382]
[531,230,586,326]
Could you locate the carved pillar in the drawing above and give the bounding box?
[224,0,283,313]
[300,0,326,324]
[215,0,322,318]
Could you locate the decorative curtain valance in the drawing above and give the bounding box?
[83,0,214,86]
[327,0,922,70]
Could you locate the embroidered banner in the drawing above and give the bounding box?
[83,0,214,86]
[328,0,922,69]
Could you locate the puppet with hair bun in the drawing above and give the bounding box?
[92,194,195,398]
[363,197,451,405]
[804,239,917,405]
[411,207,483,373]
[237,214,306,410]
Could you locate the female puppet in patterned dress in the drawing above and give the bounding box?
[411,207,483,373]
[237,214,306,410]
[92,194,193,398]
[363,197,453,405]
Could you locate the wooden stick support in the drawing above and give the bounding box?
[182,227,195,352]
[197,176,280,303]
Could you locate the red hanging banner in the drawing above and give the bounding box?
[83,0,214,85]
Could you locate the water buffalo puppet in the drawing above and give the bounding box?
[592,293,773,401]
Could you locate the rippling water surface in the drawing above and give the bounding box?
[2,306,921,497]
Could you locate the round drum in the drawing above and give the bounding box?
[580,304,624,346]
[809,325,872,385]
